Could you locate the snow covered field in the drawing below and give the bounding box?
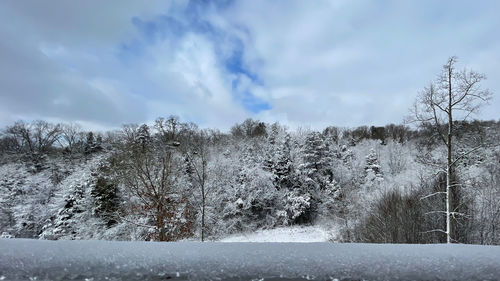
[1,239,499,280]
[219,225,334,242]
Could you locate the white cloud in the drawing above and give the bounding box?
[140,32,248,129]
[1,0,498,131]
[202,0,500,128]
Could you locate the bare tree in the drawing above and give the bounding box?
[408,56,492,243]
[60,123,82,153]
[34,121,61,152]
[155,116,180,143]
[184,130,210,241]
[114,125,189,241]
[5,121,34,152]
[5,120,61,154]
[121,123,139,143]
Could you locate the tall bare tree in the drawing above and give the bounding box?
[184,130,210,241]
[409,56,492,243]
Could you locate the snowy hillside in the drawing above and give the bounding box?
[1,119,499,244]
[0,153,109,239]
[1,239,500,280]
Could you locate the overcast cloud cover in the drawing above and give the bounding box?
[0,0,498,130]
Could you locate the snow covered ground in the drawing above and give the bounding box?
[1,239,500,281]
[219,225,334,242]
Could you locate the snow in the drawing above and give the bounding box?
[1,239,500,281]
[0,153,109,239]
[219,225,333,242]
[0,232,13,239]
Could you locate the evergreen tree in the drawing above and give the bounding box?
[274,133,293,190]
[364,148,383,184]
[91,162,120,227]
[295,132,338,222]
[299,132,334,191]
[136,124,152,151]
[84,132,95,154]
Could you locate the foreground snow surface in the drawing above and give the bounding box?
[1,239,500,281]
[219,226,333,242]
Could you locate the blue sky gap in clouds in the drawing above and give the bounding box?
[121,1,271,114]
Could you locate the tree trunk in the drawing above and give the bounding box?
[446,67,453,244]
[446,157,452,243]
[201,178,206,242]
[200,159,207,242]
[157,204,166,241]
[201,194,205,242]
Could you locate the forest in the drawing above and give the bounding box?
[1,116,499,244]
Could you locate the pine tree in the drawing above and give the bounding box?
[300,132,333,191]
[84,132,95,154]
[91,163,120,227]
[295,132,337,222]
[364,148,383,184]
[136,124,152,151]
[262,127,278,173]
[274,133,293,190]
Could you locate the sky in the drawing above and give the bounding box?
[0,0,499,131]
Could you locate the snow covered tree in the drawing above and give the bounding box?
[274,134,294,190]
[40,182,87,240]
[136,124,152,151]
[113,129,191,241]
[282,189,311,225]
[262,126,278,173]
[295,132,339,222]
[364,148,383,184]
[263,126,293,191]
[183,130,211,241]
[91,162,120,227]
[84,132,97,154]
[299,132,333,190]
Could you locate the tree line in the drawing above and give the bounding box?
[0,57,498,244]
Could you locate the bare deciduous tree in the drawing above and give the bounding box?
[114,126,188,241]
[5,120,61,154]
[184,130,210,241]
[60,123,82,153]
[155,116,180,143]
[408,56,492,243]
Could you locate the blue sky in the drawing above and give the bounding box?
[0,0,499,130]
